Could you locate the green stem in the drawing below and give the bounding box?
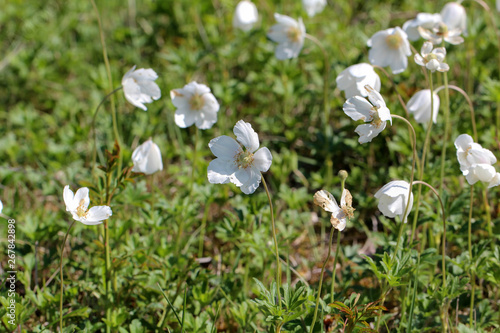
[104,170,113,333]
[439,70,451,194]
[59,220,76,332]
[91,86,123,171]
[411,72,435,243]
[261,175,282,311]
[90,0,121,148]
[190,126,200,195]
[481,188,493,242]
[412,180,448,331]
[310,228,335,333]
[468,185,475,327]
[305,34,330,128]
[330,230,342,303]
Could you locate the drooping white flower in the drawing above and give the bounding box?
[403,13,442,41]
[367,27,411,74]
[454,134,500,187]
[302,0,327,17]
[418,22,464,45]
[414,41,449,72]
[122,65,161,111]
[267,13,306,60]
[441,2,467,36]
[336,63,381,99]
[343,85,392,144]
[131,139,163,175]
[207,120,272,194]
[374,180,414,223]
[233,1,258,32]
[170,82,220,130]
[63,186,112,225]
[407,89,440,125]
[313,189,354,231]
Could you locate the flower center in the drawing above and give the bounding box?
[342,206,355,219]
[386,34,402,49]
[435,22,449,36]
[235,150,254,169]
[76,199,88,218]
[287,27,302,43]
[371,108,383,128]
[189,94,205,111]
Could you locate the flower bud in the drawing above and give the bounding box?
[338,170,348,181]
[302,0,327,18]
[407,89,440,125]
[233,1,258,32]
[374,180,413,223]
[131,139,163,175]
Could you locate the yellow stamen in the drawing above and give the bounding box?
[386,34,402,49]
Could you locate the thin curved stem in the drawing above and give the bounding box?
[90,0,121,147]
[190,127,200,195]
[91,86,123,170]
[305,34,330,127]
[434,84,477,141]
[310,228,335,333]
[330,229,342,304]
[261,175,282,311]
[467,185,475,327]
[373,65,411,119]
[59,220,76,332]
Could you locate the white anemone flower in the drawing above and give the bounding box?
[267,13,306,60]
[403,13,442,41]
[375,180,414,223]
[302,0,327,17]
[63,186,112,225]
[441,2,467,36]
[233,1,258,32]
[414,41,449,72]
[343,85,392,144]
[171,81,220,130]
[336,63,381,99]
[208,120,272,194]
[122,65,161,111]
[131,139,163,175]
[418,22,464,45]
[313,189,354,231]
[407,89,440,125]
[454,134,500,188]
[367,27,411,74]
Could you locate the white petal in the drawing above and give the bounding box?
[207,158,237,184]
[73,188,90,211]
[63,186,76,212]
[355,122,386,143]
[232,168,251,187]
[208,135,241,159]
[314,190,341,214]
[488,173,500,188]
[238,167,262,194]
[454,134,474,151]
[174,107,197,128]
[234,120,260,152]
[253,147,273,172]
[343,97,374,122]
[82,206,112,225]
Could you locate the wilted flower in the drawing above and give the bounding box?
[407,89,440,125]
[233,1,258,32]
[414,41,449,72]
[336,63,381,99]
[63,186,112,225]
[313,189,354,231]
[343,85,392,144]
[441,2,467,36]
[267,13,306,60]
[131,139,163,175]
[302,0,327,17]
[207,120,272,194]
[403,13,442,41]
[122,66,161,111]
[374,180,414,223]
[170,82,220,130]
[367,27,411,74]
[454,134,500,188]
[418,22,464,45]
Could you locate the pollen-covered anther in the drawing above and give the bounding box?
[385,34,403,49]
[235,150,255,169]
[76,199,88,218]
[287,27,302,42]
[189,94,205,111]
